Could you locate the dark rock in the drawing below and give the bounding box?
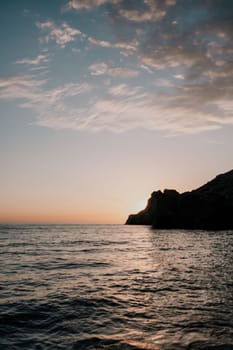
[125,170,233,230]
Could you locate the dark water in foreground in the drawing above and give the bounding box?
[0,225,233,350]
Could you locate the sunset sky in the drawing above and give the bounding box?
[0,0,232,223]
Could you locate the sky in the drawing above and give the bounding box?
[0,0,232,224]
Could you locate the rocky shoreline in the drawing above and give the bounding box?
[126,170,233,230]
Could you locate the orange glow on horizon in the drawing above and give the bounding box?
[0,174,211,225]
[0,210,124,224]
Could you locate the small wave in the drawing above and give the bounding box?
[191,344,233,350]
[1,225,233,350]
[73,337,158,350]
[19,261,112,271]
[66,296,123,309]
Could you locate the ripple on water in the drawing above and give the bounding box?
[73,337,159,350]
[0,225,233,350]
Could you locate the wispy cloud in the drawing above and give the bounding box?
[64,0,176,16]
[89,62,138,78]
[88,36,138,54]
[35,82,229,134]
[155,78,174,88]
[118,0,168,23]
[64,0,122,11]
[0,75,47,101]
[15,55,49,66]
[108,84,143,97]
[0,74,92,118]
[36,20,81,47]
[0,71,232,134]
[2,0,233,135]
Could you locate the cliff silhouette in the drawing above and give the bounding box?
[126,170,233,230]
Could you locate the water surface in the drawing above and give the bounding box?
[0,224,233,349]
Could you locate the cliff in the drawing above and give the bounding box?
[125,170,233,230]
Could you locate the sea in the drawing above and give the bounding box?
[0,224,233,350]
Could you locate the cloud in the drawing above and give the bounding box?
[20,82,92,112]
[139,44,204,71]
[0,75,45,89]
[89,62,139,77]
[35,82,230,134]
[124,1,233,132]
[2,1,233,135]
[0,73,233,134]
[0,74,92,116]
[108,84,143,97]
[64,0,176,20]
[15,55,49,66]
[0,75,47,101]
[137,1,233,74]
[36,21,81,47]
[64,0,122,11]
[155,78,174,87]
[118,0,167,23]
[174,74,185,80]
[88,36,138,53]
[165,0,176,5]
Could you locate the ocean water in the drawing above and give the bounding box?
[0,225,233,350]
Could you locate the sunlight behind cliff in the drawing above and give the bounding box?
[130,198,148,214]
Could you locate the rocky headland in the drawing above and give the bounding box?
[126,170,233,230]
